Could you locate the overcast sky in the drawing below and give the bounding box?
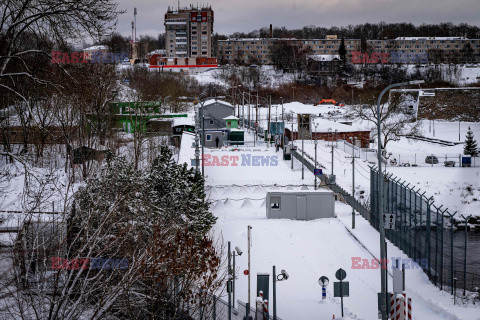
[115,0,480,37]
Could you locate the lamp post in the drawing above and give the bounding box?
[231,245,243,310]
[291,111,294,170]
[350,137,357,229]
[376,80,424,320]
[314,123,319,190]
[272,266,289,320]
[328,128,333,175]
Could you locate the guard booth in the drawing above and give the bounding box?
[266,190,335,220]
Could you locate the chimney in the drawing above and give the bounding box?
[270,24,273,38]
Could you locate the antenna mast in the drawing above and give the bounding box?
[134,7,137,42]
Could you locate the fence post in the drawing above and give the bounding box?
[426,198,431,278]
[450,212,457,295]
[440,208,446,291]
[462,215,469,296]
[434,206,439,287]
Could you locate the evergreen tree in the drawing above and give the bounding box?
[464,126,479,156]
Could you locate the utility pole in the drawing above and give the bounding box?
[331,144,334,175]
[242,92,245,129]
[268,95,272,141]
[314,124,318,190]
[301,130,304,180]
[228,241,232,320]
[351,138,356,229]
[376,80,424,320]
[281,97,284,147]
[202,115,205,177]
[291,115,294,170]
[273,266,277,320]
[246,226,252,319]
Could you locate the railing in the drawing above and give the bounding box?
[291,148,370,220]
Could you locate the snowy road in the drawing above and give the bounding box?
[201,144,480,320]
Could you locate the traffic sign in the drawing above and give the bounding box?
[335,268,347,281]
[334,281,349,297]
[314,169,323,176]
[255,122,258,127]
[318,276,329,287]
[244,270,249,275]
[383,213,395,230]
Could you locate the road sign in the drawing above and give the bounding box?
[334,281,349,297]
[335,268,347,281]
[383,213,395,230]
[255,122,258,127]
[392,268,403,293]
[244,270,249,275]
[314,169,323,176]
[318,276,329,287]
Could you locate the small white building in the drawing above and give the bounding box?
[266,190,335,220]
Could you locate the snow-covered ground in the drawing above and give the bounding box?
[192,65,296,88]
[187,139,480,320]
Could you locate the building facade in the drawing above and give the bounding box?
[217,36,480,65]
[164,6,214,58]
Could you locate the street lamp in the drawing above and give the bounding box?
[376,80,424,320]
[350,137,357,229]
[232,246,242,310]
[314,123,319,190]
[272,266,289,320]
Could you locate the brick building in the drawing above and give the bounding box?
[164,5,214,58]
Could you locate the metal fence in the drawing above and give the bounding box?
[370,168,480,297]
[340,140,477,168]
[189,294,282,320]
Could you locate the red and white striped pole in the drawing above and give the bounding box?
[407,298,412,320]
[390,293,396,319]
[263,299,268,319]
[394,293,406,320]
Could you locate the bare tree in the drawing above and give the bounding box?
[348,93,420,152]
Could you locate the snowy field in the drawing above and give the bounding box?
[192,142,480,320]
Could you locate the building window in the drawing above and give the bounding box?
[206,134,212,141]
[271,196,281,209]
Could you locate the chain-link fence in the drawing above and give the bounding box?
[370,168,480,297]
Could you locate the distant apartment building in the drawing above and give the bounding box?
[164,5,214,58]
[217,36,480,65]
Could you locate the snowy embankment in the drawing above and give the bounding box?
[180,138,480,319]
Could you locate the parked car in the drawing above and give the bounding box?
[444,161,456,167]
[425,156,439,164]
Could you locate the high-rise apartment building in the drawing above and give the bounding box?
[164,5,214,58]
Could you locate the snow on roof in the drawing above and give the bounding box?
[177,131,196,167]
[83,45,108,51]
[202,99,233,108]
[173,116,194,127]
[308,54,340,62]
[223,115,239,120]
